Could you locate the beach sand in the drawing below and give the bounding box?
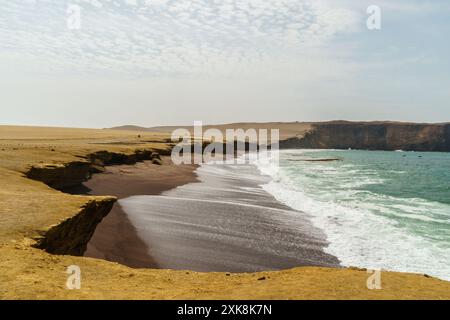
[79,157,198,268]
[82,157,339,272]
[2,125,450,299]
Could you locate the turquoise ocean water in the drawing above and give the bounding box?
[255,150,450,280]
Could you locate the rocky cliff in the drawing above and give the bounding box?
[280,121,450,152]
[24,148,160,255]
[25,149,159,190]
[33,198,116,256]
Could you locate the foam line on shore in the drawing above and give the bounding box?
[120,161,340,272]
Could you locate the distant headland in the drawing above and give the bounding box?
[110,121,450,152]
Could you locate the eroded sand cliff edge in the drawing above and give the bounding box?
[1,125,449,300]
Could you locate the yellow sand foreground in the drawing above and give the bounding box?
[0,125,449,300]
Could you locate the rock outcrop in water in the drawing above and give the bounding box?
[279,121,450,152]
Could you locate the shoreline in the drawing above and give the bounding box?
[68,148,447,278]
[2,125,450,299]
[84,155,340,272]
[77,157,199,268]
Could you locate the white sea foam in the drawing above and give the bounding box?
[253,150,450,281]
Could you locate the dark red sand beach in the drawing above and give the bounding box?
[82,157,198,268]
[81,156,339,272]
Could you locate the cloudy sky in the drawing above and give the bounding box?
[1,0,449,128]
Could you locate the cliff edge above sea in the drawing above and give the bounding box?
[1,125,449,300]
[111,121,450,152]
[280,121,450,152]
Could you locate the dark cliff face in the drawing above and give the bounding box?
[280,122,450,152]
[445,124,450,151]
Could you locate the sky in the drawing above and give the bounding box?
[0,0,449,128]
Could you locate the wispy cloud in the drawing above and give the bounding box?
[1,0,449,127]
[0,0,360,77]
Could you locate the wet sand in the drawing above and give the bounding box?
[82,157,198,268]
[82,156,339,272]
[119,162,340,272]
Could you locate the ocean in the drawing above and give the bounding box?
[119,149,450,280]
[255,149,450,280]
